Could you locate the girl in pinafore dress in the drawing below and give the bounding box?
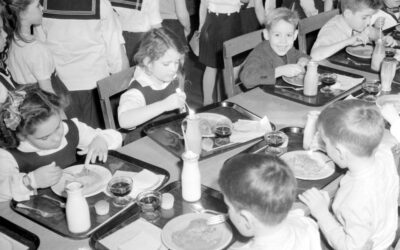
[0,85,122,202]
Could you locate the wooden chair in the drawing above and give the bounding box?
[97,67,135,130]
[223,29,264,98]
[297,9,340,54]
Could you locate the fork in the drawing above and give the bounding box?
[206,214,228,226]
[17,203,53,218]
[41,194,66,208]
[275,85,303,91]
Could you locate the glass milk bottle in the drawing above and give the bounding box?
[181,110,202,155]
[66,182,91,233]
[380,57,397,92]
[303,110,320,150]
[303,61,319,96]
[181,151,201,202]
[371,39,385,71]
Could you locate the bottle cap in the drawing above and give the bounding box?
[182,150,199,160]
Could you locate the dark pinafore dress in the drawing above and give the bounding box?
[8,120,79,173]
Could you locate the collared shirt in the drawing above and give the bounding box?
[35,0,125,91]
[113,0,162,32]
[0,118,122,202]
[206,0,242,14]
[371,9,398,30]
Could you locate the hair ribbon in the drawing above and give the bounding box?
[4,90,26,131]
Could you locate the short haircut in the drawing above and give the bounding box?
[318,99,384,157]
[264,7,299,31]
[218,154,297,225]
[340,0,382,12]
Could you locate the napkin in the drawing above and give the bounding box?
[330,74,364,91]
[111,170,163,198]
[99,218,162,250]
[230,116,272,143]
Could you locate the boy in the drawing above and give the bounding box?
[218,154,322,250]
[300,100,399,250]
[240,7,310,89]
[310,0,395,61]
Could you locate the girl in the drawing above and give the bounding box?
[118,28,187,133]
[2,0,57,94]
[0,85,122,202]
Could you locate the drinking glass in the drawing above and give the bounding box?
[380,57,397,92]
[319,73,337,94]
[137,190,162,222]
[213,120,232,147]
[264,131,287,156]
[107,176,133,207]
[385,47,395,58]
[362,81,382,102]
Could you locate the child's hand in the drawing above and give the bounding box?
[297,57,309,68]
[299,188,330,219]
[280,64,305,77]
[380,104,400,125]
[383,35,397,47]
[78,135,109,165]
[163,93,186,111]
[33,162,62,188]
[351,30,369,46]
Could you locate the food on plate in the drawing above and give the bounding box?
[95,200,110,215]
[61,170,103,196]
[172,218,222,250]
[199,119,213,136]
[346,45,373,58]
[201,138,214,151]
[283,153,326,179]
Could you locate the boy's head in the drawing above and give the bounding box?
[341,0,382,32]
[218,154,296,236]
[383,0,400,8]
[318,99,384,167]
[263,7,299,56]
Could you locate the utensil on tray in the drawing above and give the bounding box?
[275,85,304,91]
[41,194,66,208]
[206,214,228,226]
[16,203,54,218]
[164,127,184,139]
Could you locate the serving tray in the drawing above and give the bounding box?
[89,181,244,250]
[10,151,170,239]
[143,101,272,160]
[0,216,40,249]
[262,65,364,107]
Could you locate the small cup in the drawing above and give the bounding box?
[213,121,232,147]
[362,81,382,102]
[137,190,162,222]
[264,131,287,156]
[319,73,337,94]
[385,47,396,58]
[107,176,133,207]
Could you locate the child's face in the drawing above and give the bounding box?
[263,20,298,56]
[343,7,377,32]
[23,113,64,150]
[319,128,346,168]
[20,0,43,26]
[146,48,182,84]
[224,197,254,237]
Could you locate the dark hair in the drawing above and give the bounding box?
[0,84,65,148]
[0,0,34,44]
[218,154,297,225]
[341,0,382,12]
[134,27,188,89]
[318,99,384,157]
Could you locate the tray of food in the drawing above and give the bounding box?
[89,181,242,250]
[142,101,275,160]
[239,127,344,195]
[0,216,40,250]
[262,65,365,107]
[10,151,170,239]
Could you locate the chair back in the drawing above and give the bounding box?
[97,67,136,130]
[223,29,264,98]
[297,9,340,54]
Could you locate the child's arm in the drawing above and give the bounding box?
[149,0,162,29]
[380,104,400,142]
[175,0,191,37]
[275,64,305,78]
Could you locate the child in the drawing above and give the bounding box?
[310,0,396,61]
[380,103,400,142]
[0,85,123,202]
[218,154,322,250]
[118,28,187,131]
[240,7,310,89]
[299,100,399,250]
[3,0,56,94]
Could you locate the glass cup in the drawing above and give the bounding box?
[380,57,397,92]
[385,47,396,58]
[264,131,287,156]
[362,81,382,102]
[213,121,232,147]
[319,73,337,94]
[107,176,133,207]
[137,190,162,222]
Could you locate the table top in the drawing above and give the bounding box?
[0,60,395,250]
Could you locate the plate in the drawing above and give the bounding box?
[51,164,112,197]
[282,74,305,86]
[376,94,400,112]
[345,45,373,59]
[197,113,232,137]
[162,213,232,250]
[280,150,335,180]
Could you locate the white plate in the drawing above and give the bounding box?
[197,113,232,137]
[280,150,335,180]
[162,213,232,250]
[51,164,112,197]
[346,45,373,59]
[282,74,305,86]
[376,94,400,112]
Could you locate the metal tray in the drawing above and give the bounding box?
[262,65,365,107]
[0,216,40,249]
[239,126,344,195]
[89,181,245,250]
[143,101,273,160]
[10,151,170,239]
